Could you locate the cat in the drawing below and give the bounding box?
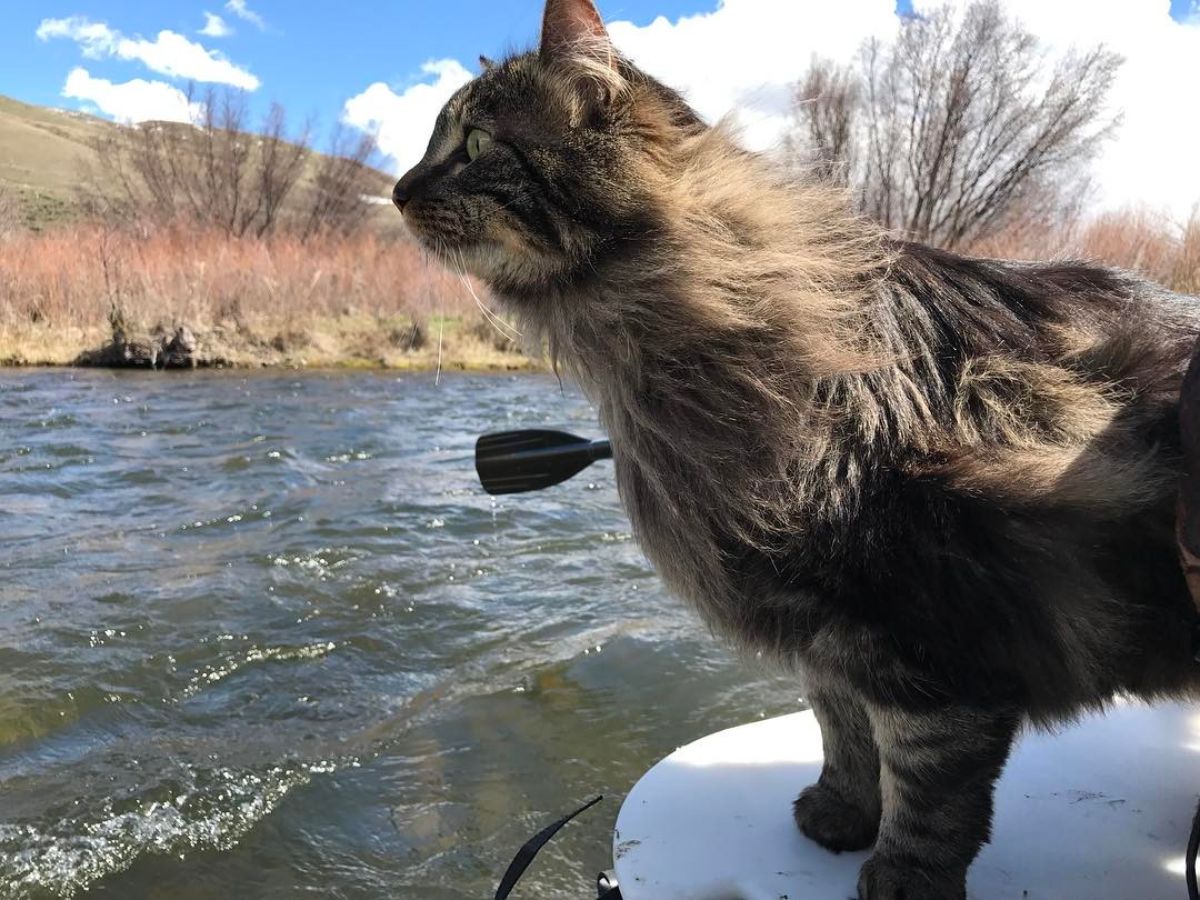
[391,0,1200,896]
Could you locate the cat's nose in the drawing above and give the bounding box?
[392,165,426,215]
[391,180,409,214]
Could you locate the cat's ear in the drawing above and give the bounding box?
[540,0,615,73]
[540,0,623,114]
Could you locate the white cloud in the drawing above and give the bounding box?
[199,13,232,38]
[61,67,202,124]
[224,0,266,30]
[342,59,474,174]
[340,0,1200,219]
[610,0,1200,219]
[37,16,259,90]
[608,0,899,153]
[36,16,120,54]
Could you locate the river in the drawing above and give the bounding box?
[0,369,801,899]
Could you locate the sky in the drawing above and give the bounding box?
[2,0,1198,218]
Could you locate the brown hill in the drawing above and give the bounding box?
[0,94,397,231]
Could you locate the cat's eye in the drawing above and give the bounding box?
[466,129,493,161]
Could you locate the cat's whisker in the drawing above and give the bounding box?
[425,237,449,386]
[465,274,521,341]
[453,248,521,342]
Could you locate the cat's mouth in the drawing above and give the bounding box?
[402,220,504,283]
[402,207,554,290]
[400,212,472,264]
[406,223,482,268]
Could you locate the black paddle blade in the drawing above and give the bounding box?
[475,430,612,495]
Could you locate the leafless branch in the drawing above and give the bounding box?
[88,86,314,239]
[791,0,1123,250]
[298,124,381,240]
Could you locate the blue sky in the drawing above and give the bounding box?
[3,0,1196,137]
[2,1,719,140]
[3,1,1199,214]
[4,0,1196,126]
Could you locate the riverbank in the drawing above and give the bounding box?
[0,313,538,371]
[0,224,539,372]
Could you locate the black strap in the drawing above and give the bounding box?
[1188,797,1200,900]
[494,796,604,900]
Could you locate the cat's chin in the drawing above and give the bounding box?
[408,227,569,298]
[442,242,568,298]
[417,239,505,282]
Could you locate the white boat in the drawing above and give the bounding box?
[613,700,1199,899]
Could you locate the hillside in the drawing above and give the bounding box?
[0,94,398,231]
[0,95,116,225]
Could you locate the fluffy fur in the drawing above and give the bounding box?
[393,2,1200,896]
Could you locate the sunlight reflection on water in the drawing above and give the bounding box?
[0,369,801,899]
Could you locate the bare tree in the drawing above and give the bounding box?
[298,124,382,240]
[0,185,22,238]
[792,0,1122,250]
[91,86,311,238]
[790,61,860,185]
[251,102,310,237]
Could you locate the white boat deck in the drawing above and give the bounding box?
[613,701,1200,899]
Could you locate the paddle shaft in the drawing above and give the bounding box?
[487,439,612,469]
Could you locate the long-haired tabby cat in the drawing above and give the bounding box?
[393,1,1200,896]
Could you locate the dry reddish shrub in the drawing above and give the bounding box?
[0,221,529,367]
[968,206,1200,296]
[1075,210,1181,286]
[5,202,1193,368]
[0,223,472,330]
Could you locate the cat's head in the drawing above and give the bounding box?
[391,0,705,298]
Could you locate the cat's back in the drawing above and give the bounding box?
[867,243,1198,516]
[884,240,1200,397]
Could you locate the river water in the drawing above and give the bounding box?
[0,369,802,899]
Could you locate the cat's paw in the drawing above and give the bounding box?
[792,783,879,853]
[856,854,966,900]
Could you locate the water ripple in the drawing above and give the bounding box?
[0,370,800,899]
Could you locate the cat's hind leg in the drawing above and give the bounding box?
[793,684,882,852]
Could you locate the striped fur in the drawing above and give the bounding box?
[394,1,1200,896]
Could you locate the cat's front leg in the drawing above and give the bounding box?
[793,685,882,852]
[856,704,1019,900]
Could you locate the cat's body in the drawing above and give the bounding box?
[393,2,1200,896]
[604,237,1199,721]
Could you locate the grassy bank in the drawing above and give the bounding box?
[0,224,538,371]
